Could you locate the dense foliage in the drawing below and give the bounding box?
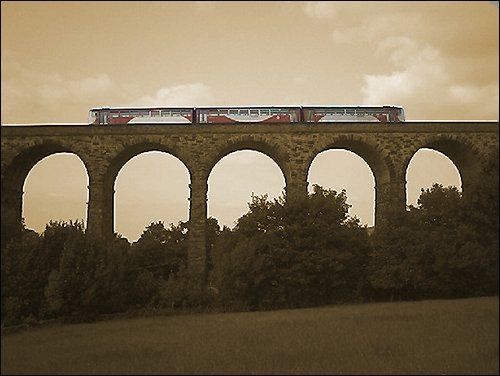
[1,160,498,326]
[368,184,498,301]
[210,186,371,310]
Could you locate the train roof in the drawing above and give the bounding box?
[300,104,404,109]
[89,106,195,111]
[197,104,404,109]
[89,104,404,111]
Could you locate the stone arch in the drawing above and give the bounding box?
[206,136,290,187]
[100,141,193,236]
[3,142,89,191]
[306,135,398,226]
[104,141,192,188]
[1,141,89,244]
[405,135,481,195]
[306,135,394,189]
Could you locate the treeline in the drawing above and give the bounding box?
[2,158,498,326]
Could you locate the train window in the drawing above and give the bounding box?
[219,109,228,115]
[397,108,405,121]
[89,111,98,123]
[111,112,119,118]
[209,109,218,116]
[172,110,181,116]
[240,109,249,115]
[161,110,171,116]
[181,110,191,116]
[229,109,238,115]
[270,109,279,115]
[121,111,130,117]
[250,109,259,116]
[346,109,355,115]
[151,110,160,117]
[260,109,270,116]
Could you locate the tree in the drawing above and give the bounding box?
[206,216,222,276]
[1,226,43,324]
[44,234,129,322]
[125,221,189,307]
[210,185,371,310]
[129,221,188,277]
[41,220,86,273]
[368,180,499,301]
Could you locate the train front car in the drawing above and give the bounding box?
[196,106,301,124]
[89,107,195,125]
[391,106,405,122]
[302,106,405,123]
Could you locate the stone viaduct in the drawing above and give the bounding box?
[1,121,498,280]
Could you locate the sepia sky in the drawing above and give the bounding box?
[2,1,499,241]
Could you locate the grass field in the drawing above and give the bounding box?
[1,296,498,375]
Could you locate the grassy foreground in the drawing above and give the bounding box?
[1,296,498,375]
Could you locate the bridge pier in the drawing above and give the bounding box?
[375,175,407,227]
[86,167,114,239]
[285,160,309,200]
[188,170,208,282]
[0,183,23,247]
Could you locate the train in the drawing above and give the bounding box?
[88,105,405,125]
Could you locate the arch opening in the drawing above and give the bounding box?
[308,149,376,227]
[406,148,462,208]
[22,152,89,233]
[207,150,286,229]
[114,151,190,242]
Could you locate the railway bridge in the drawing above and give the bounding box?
[1,121,498,279]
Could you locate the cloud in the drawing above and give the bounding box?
[2,53,115,103]
[448,84,499,104]
[361,37,446,105]
[302,3,498,120]
[131,83,214,107]
[1,53,119,123]
[1,53,215,123]
[329,19,402,45]
[37,73,114,103]
[303,1,338,19]
[448,84,499,119]
[330,27,366,44]
[193,1,216,10]
[360,34,499,119]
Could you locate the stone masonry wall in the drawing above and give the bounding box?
[2,122,498,280]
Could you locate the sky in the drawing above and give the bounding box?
[2,1,498,242]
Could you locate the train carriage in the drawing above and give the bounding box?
[302,105,405,123]
[89,107,195,125]
[89,105,405,125]
[196,106,302,124]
